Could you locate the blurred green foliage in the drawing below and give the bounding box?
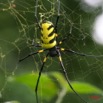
[0,0,103,103]
[1,72,103,103]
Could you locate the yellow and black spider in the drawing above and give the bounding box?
[19,0,102,103]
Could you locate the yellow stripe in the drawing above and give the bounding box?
[43,57,47,62]
[59,56,62,61]
[38,50,44,53]
[59,41,62,44]
[61,48,65,51]
[55,34,58,37]
[41,34,55,43]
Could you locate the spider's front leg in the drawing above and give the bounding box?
[19,49,47,62]
[60,48,103,57]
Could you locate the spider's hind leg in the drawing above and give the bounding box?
[35,53,49,103]
[57,49,88,103]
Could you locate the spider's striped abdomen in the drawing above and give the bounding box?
[41,21,57,49]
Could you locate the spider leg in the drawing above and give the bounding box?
[57,49,88,103]
[60,48,103,57]
[35,53,49,103]
[35,0,41,29]
[58,37,67,45]
[55,0,60,33]
[19,49,47,62]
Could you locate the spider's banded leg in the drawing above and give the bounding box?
[58,37,67,45]
[55,0,60,33]
[58,33,74,45]
[35,0,41,29]
[60,48,103,57]
[35,53,49,103]
[19,49,46,62]
[57,50,88,103]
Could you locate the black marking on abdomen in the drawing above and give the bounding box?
[48,30,55,37]
[49,38,55,43]
[47,25,54,30]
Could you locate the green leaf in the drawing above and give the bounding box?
[2,82,36,103]
[12,72,58,101]
[8,72,103,102]
[50,72,103,95]
[69,82,103,94]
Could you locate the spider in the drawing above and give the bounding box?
[19,0,102,103]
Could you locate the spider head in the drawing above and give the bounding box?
[41,20,54,30]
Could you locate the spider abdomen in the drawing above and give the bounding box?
[41,21,57,49]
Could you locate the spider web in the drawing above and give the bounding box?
[0,0,103,103]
